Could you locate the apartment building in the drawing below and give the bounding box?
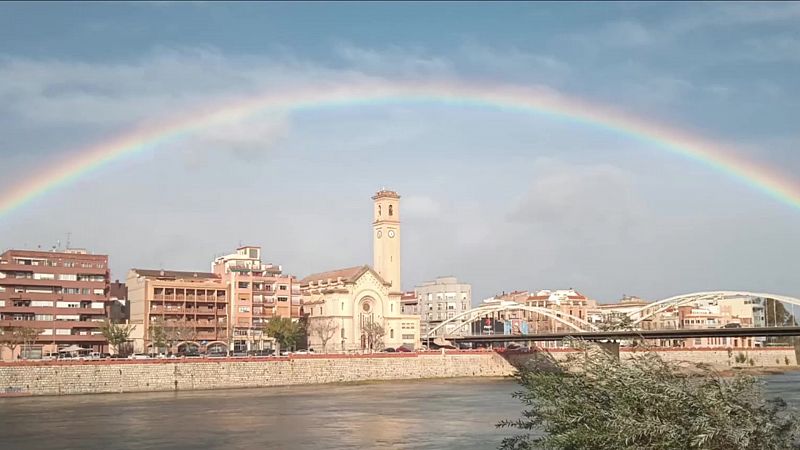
[0,249,110,360]
[212,246,301,353]
[414,276,472,337]
[127,269,229,354]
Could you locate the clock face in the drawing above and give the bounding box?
[388,230,395,238]
[376,230,382,238]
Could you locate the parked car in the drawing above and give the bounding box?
[247,349,274,357]
[382,347,397,353]
[207,351,227,358]
[395,346,413,353]
[128,354,150,360]
[178,350,201,358]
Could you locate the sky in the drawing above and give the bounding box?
[0,2,798,303]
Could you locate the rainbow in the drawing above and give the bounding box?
[1,79,799,218]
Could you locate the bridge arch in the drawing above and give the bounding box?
[626,291,800,326]
[426,302,598,338]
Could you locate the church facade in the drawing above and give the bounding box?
[301,190,421,352]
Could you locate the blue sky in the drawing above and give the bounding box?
[0,2,798,302]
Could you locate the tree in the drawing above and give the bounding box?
[599,314,635,331]
[361,321,385,351]
[165,319,197,350]
[148,318,168,353]
[18,327,42,359]
[498,346,800,449]
[0,327,25,360]
[308,318,338,353]
[264,317,305,352]
[99,320,134,355]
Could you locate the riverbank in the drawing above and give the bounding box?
[2,347,796,397]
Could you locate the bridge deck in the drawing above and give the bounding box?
[444,326,800,343]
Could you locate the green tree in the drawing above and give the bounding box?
[498,346,800,449]
[99,320,134,356]
[148,318,169,353]
[264,317,305,352]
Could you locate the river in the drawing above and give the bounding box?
[1,372,799,450]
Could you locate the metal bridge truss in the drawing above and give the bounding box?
[425,301,599,339]
[626,291,800,327]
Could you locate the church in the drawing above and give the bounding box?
[300,189,421,352]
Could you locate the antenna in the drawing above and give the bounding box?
[66,232,72,249]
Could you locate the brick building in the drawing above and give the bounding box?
[0,249,110,360]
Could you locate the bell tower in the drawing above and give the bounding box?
[372,189,401,293]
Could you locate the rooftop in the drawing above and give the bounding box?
[131,268,220,280]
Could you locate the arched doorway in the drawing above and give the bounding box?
[177,342,200,354]
[206,342,227,355]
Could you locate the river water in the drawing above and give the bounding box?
[1,372,799,450]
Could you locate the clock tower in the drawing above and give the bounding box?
[372,189,401,293]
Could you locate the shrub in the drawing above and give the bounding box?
[498,347,799,449]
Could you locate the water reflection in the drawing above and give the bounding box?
[1,372,797,450]
[0,378,522,450]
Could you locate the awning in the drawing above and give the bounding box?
[59,345,90,353]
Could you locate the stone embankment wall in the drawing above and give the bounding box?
[0,351,514,397]
[504,347,798,370]
[1,348,796,397]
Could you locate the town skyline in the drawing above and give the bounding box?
[1,3,799,302]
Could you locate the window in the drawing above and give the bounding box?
[63,261,75,268]
[238,282,249,289]
[378,205,381,216]
[239,306,250,313]
[341,302,344,311]
[390,329,394,339]
[63,288,80,295]
[390,303,394,313]
[81,288,90,295]
[278,297,288,302]
[388,205,393,216]
[341,328,345,338]
[278,285,287,291]
[402,334,414,340]
[319,307,322,315]
[93,289,104,295]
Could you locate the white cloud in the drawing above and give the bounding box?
[506,159,646,242]
[402,195,442,219]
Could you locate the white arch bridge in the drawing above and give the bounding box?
[424,291,800,340]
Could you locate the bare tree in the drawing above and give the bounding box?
[19,327,42,359]
[166,319,197,352]
[308,318,338,353]
[0,327,24,360]
[361,321,385,352]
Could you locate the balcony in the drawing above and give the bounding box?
[0,319,102,329]
[0,306,105,315]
